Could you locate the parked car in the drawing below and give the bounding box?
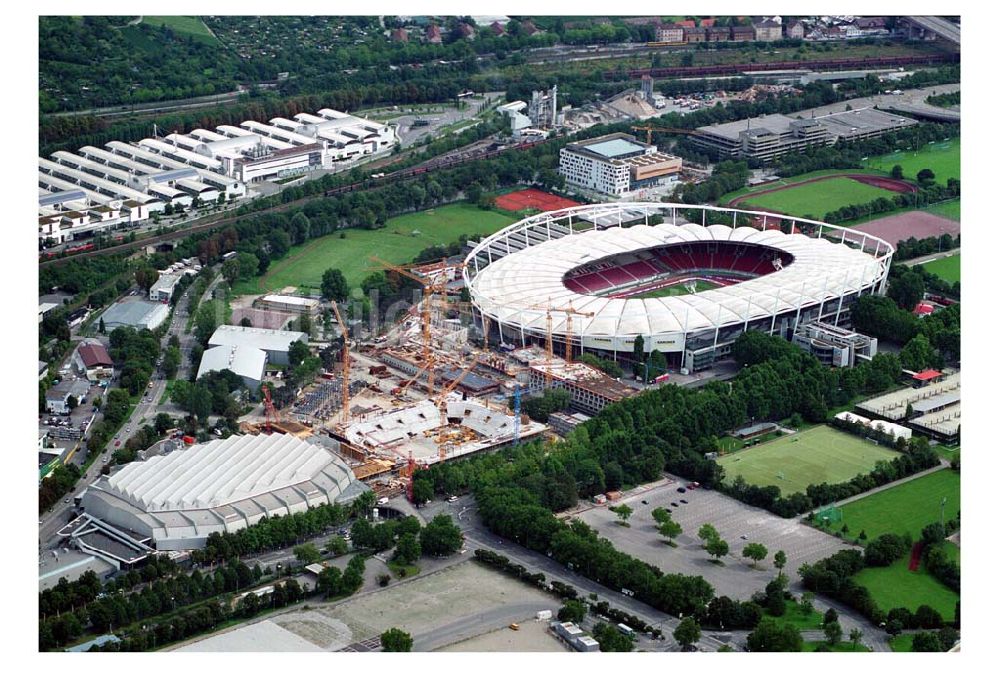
[680,499,688,504]
[670,502,679,508]
[677,487,687,493]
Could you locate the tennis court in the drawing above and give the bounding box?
[495,188,581,212]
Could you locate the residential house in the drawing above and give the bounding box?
[785,20,805,39]
[754,19,783,41]
[655,23,685,43]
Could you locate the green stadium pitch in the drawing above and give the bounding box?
[717,425,900,496]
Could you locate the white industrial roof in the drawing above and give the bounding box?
[196,344,267,382]
[260,294,320,307]
[105,434,342,512]
[467,205,891,339]
[208,324,308,353]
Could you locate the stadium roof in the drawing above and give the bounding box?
[467,207,890,341]
[82,434,366,549]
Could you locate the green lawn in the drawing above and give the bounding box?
[890,634,915,652]
[918,253,960,283]
[767,600,826,631]
[829,469,961,542]
[633,279,721,298]
[233,203,517,295]
[717,426,899,495]
[742,177,898,219]
[863,138,960,184]
[802,641,871,652]
[853,554,959,621]
[925,199,961,223]
[141,16,218,44]
[935,444,961,463]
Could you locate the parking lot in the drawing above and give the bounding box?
[575,479,850,599]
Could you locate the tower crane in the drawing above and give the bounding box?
[629,125,710,146]
[260,384,278,433]
[369,256,449,398]
[330,302,351,422]
[434,355,483,408]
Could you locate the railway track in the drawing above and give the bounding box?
[607,52,959,80]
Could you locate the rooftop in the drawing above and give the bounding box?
[209,325,308,353]
[197,344,267,382]
[77,343,113,368]
[578,137,648,159]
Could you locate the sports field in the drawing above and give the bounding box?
[919,253,960,283]
[741,177,899,219]
[141,16,218,43]
[831,469,960,542]
[633,279,721,298]
[853,551,959,620]
[864,139,960,183]
[717,426,899,495]
[926,199,960,223]
[233,203,516,295]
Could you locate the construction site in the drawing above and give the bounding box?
[237,255,594,502]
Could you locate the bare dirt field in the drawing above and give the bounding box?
[175,560,555,652]
[439,619,571,652]
[849,210,960,246]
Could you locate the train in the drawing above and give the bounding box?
[606,52,959,80]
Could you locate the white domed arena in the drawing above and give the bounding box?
[463,204,893,373]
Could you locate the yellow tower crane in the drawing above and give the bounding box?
[330,302,351,422]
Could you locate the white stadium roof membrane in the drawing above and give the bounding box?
[465,203,893,344]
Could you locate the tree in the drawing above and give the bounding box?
[774,550,787,571]
[911,631,942,652]
[887,270,926,311]
[823,608,839,625]
[706,538,729,562]
[154,413,174,435]
[697,524,719,547]
[798,592,815,617]
[66,395,79,411]
[742,542,768,568]
[746,618,803,652]
[658,517,683,545]
[631,335,645,377]
[321,268,350,302]
[98,317,106,334]
[411,477,434,505]
[221,258,242,285]
[610,504,633,525]
[326,536,349,557]
[899,334,939,371]
[890,164,904,180]
[288,340,311,368]
[849,627,863,649]
[592,622,634,652]
[240,317,253,327]
[558,599,587,624]
[419,514,463,557]
[673,616,701,649]
[135,266,158,291]
[824,620,843,646]
[917,168,936,185]
[393,532,421,565]
[380,627,413,652]
[293,543,321,564]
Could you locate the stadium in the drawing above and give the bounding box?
[463,203,893,373]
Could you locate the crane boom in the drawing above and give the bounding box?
[434,355,482,407]
[330,303,351,422]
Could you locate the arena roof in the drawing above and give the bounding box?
[82,434,366,550]
[465,204,892,344]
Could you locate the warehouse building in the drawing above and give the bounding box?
[149,273,182,303]
[197,344,268,390]
[72,341,114,381]
[255,293,322,315]
[559,133,682,197]
[208,325,308,366]
[80,434,368,550]
[691,108,918,161]
[99,298,170,331]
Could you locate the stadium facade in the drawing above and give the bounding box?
[81,434,367,550]
[464,203,892,373]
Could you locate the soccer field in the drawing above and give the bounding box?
[233,203,516,295]
[717,426,900,495]
[833,469,960,542]
[864,139,960,183]
[919,253,960,283]
[634,279,720,298]
[741,177,899,219]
